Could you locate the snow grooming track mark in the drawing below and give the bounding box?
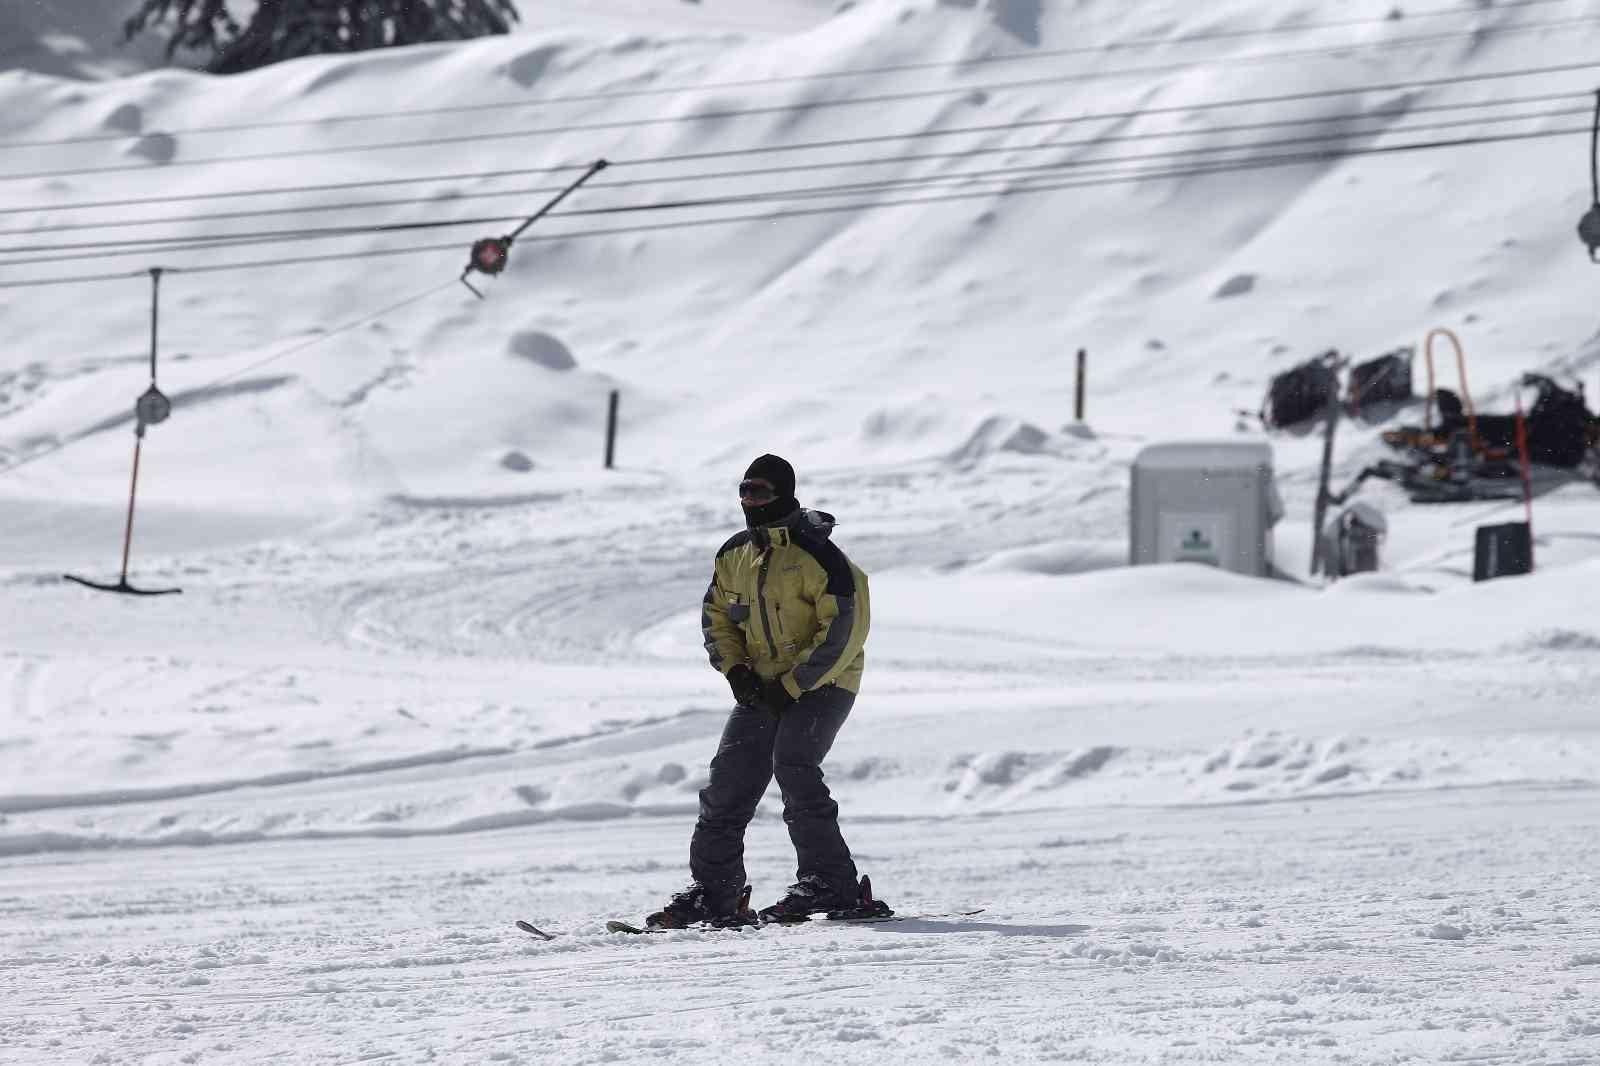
[5,789,1598,1061]
[328,502,703,664]
[0,744,518,816]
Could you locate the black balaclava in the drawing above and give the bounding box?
[741,453,800,529]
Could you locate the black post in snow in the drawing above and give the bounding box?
[604,389,619,470]
[1074,349,1087,422]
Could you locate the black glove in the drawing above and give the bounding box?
[726,664,764,707]
[761,677,796,712]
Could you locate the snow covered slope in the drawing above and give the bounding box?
[0,0,838,79]
[2,2,1600,1062]
[2,0,1597,508]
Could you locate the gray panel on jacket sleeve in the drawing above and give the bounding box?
[793,596,855,690]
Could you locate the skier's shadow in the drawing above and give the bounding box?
[863,919,1089,937]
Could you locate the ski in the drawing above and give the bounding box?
[604,908,985,935]
[515,920,556,940]
[520,874,984,939]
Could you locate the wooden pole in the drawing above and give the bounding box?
[119,431,145,585]
[1074,348,1086,422]
[604,389,619,469]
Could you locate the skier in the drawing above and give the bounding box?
[646,454,886,928]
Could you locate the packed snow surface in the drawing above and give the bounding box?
[3,0,1600,1062]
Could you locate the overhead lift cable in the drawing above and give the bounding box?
[1,123,1589,287]
[4,37,1599,185]
[5,64,1595,213]
[2,122,1590,266]
[5,95,1591,240]
[13,162,608,515]
[0,0,1581,151]
[5,270,462,487]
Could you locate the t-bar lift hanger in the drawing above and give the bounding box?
[459,159,608,297]
[64,267,181,596]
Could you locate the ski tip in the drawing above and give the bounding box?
[606,919,649,935]
[515,920,556,941]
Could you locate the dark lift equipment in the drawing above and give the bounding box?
[64,267,181,597]
[459,159,609,297]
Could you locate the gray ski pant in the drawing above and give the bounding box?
[690,684,857,912]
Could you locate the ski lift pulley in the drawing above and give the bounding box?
[469,237,510,277]
[460,236,510,298]
[1581,205,1600,264]
[136,384,171,428]
[456,159,610,298]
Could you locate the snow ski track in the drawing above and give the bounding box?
[0,707,720,818]
[0,800,704,858]
[319,468,1118,665]
[332,548,699,662]
[0,744,518,816]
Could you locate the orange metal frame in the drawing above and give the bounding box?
[1422,327,1479,452]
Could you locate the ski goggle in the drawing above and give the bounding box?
[739,478,776,504]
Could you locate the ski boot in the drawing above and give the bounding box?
[759,874,894,924]
[646,883,758,929]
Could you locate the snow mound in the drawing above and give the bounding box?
[509,330,579,371]
[947,415,1077,467]
[968,538,1125,576]
[1506,628,1600,653]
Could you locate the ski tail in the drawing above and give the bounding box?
[515,920,556,940]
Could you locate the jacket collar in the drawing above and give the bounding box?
[748,509,801,550]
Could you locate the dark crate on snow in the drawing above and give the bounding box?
[1349,348,1414,407]
[1264,359,1338,428]
[1473,522,1532,582]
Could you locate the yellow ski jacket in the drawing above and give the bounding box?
[701,509,869,698]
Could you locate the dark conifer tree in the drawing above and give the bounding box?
[125,0,521,74]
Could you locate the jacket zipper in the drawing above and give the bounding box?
[756,549,780,659]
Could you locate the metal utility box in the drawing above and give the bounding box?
[1130,441,1283,576]
[1319,501,1386,579]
